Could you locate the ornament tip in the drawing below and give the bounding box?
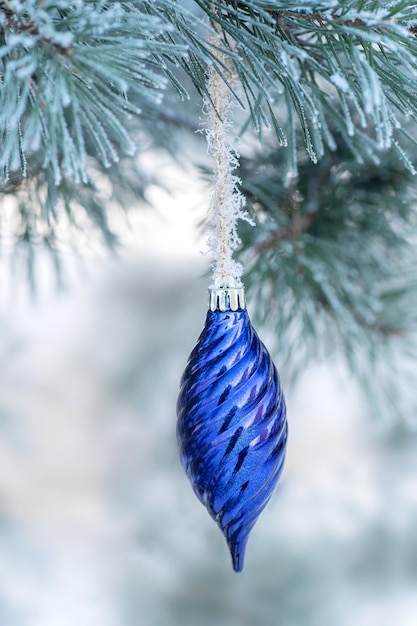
[229,535,248,573]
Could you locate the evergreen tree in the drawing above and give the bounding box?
[2,0,417,420]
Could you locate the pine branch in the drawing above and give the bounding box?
[0,1,199,258]
[3,0,417,239]
[0,1,187,185]
[155,1,417,174]
[235,129,417,419]
[1,0,76,55]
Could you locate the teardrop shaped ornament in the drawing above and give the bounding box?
[177,287,288,572]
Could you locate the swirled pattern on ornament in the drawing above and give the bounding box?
[177,309,287,572]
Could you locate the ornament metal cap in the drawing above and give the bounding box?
[208,287,246,312]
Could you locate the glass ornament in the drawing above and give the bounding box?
[177,287,287,571]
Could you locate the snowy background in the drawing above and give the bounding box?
[1,162,417,626]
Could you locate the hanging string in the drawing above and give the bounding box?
[205,26,253,289]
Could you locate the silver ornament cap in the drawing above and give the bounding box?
[209,286,246,312]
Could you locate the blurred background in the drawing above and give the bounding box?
[2,2,417,624]
[1,164,417,626]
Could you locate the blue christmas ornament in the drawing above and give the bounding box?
[177,287,287,572]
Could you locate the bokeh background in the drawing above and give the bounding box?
[1,163,417,626]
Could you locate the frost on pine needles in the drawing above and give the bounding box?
[205,35,253,289]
